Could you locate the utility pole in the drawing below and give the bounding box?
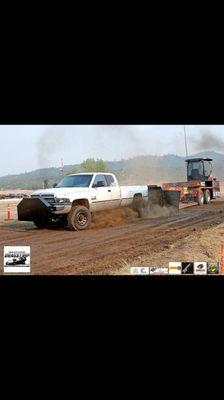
[184,125,189,158]
[60,158,64,177]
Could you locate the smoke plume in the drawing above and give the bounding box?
[37,126,69,166]
[192,129,224,152]
[94,125,146,159]
[37,125,147,168]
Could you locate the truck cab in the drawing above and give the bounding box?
[186,157,213,182]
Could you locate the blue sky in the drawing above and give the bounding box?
[0,125,224,176]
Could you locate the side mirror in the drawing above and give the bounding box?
[53,183,58,188]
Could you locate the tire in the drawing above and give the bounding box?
[197,191,204,206]
[33,219,48,229]
[67,205,91,231]
[204,189,211,204]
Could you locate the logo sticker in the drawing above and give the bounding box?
[207,262,219,274]
[150,266,169,275]
[168,262,182,275]
[4,246,30,273]
[131,267,149,275]
[181,262,194,274]
[194,262,207,275]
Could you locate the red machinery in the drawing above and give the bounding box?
[162,157,221,206]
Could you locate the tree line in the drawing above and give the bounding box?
[68,158,109,174]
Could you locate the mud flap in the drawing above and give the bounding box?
[17,198,52,221]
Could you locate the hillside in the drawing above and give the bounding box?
[0,151,223,190]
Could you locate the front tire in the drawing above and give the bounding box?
[67,205,92,231]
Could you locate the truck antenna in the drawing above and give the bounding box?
[184,125,189,158]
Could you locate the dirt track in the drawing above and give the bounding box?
[1,199,224,274]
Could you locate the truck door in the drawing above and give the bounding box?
[91,174,114,211]
[105,174,121,208]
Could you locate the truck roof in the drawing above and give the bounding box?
[185,157,213,162]
[68,172,114,176]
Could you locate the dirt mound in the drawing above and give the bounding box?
[113,221,224,275]
[91,207,139,229]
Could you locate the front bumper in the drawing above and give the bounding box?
[17,198,71,221]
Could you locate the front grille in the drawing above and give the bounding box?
[43,197,56,204]
[31,194,56,204]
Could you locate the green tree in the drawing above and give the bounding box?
[81,158,109,172]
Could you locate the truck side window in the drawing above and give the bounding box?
[93,174,108,187]
[105,175,116,187]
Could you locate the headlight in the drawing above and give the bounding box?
[55,198,70,204]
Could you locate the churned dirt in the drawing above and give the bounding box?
[113,220,224,275]
[91,207,139,229]
[0,198,224,275]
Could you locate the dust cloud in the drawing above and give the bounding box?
[91,202,178,230]
[139,204,178,219]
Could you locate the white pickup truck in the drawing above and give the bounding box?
[18,172,148,230]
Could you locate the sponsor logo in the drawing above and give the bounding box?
[149,266,169,275]
[168,262,182,275]
[131,261,221,276]
[207,262,219,274]
[181,262,194,274]
[131,267,149,275]
[194,262,207,275]
[4,246,30,273]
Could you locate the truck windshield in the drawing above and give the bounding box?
[56,175,93,188]
[187,161,204,180]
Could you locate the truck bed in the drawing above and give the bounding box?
[120,185,148,206]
